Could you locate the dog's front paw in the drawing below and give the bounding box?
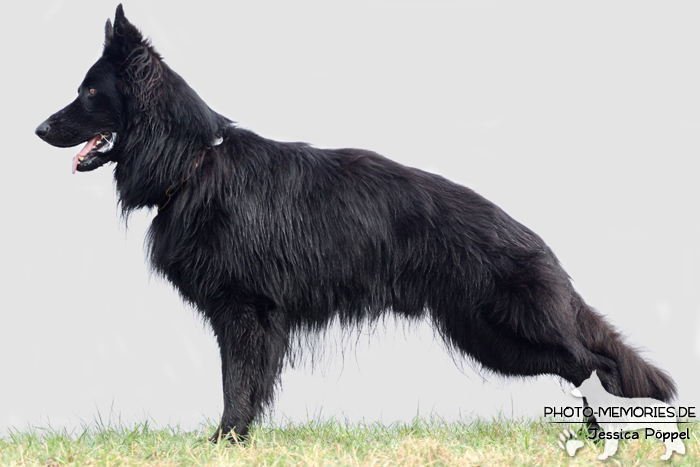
[557,428,584,457]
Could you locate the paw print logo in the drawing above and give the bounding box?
[558,428,584,457]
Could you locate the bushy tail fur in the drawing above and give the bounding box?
[573,293,676,402]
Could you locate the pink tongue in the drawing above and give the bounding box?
[72,135,101,174]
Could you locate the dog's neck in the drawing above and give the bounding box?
[157,148,210,212]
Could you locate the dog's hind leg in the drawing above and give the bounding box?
[428,279,675,404]
[428,289,589,385]
[598,437,619,461]
[661,428,686,460]
[208,301,288,442]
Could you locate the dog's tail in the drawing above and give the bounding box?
[573,293,677,402]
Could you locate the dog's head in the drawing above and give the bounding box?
[36,4,229,213]
[35,4,164,174]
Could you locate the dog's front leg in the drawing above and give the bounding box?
[208,303,288,443]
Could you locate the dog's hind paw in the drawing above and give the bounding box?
[557,428,584,457]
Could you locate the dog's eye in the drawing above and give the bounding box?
[89,89,96,96]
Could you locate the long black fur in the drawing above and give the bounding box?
[36,5,676,441]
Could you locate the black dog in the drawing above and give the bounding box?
[36,5,675,441]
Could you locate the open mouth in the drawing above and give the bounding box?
[72,132,117,174]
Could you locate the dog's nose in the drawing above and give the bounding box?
[35,121,51,139]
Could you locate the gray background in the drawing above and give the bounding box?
[1,0,698,435]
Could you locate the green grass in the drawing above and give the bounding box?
[1,417,696,466]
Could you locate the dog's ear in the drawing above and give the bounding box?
[103,3,163,107]
[104,19,114,46]
[106,4,147,55]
